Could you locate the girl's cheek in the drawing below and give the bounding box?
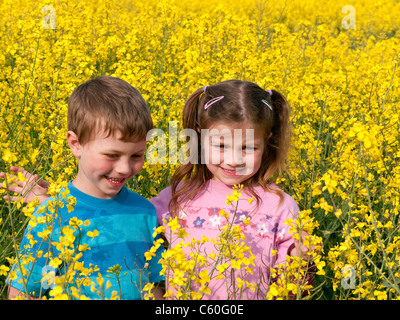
[244,155,255,172]
[206,145,222,164]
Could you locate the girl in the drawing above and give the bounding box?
[149,80,313,299]
[1,80,313,299]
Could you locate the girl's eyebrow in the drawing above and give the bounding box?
[208,132,232,137]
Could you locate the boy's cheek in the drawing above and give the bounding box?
[133,159,145,175]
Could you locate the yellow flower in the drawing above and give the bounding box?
[152,225,166,238]
[0,265,10,276]
[87,230,99,239]
[374,290,388,300]
[142,282,155,299]
[49,286,69,300]
[167,217,181,231]
[176,228,188,239]
[219,209,229,219]
[236,277,245,289]
[2,149,17,163]
[191,291,203,299]
[286,283,297,295]
[145,250,156,261]
[268,284,280,298]
[17,171,27,182]
[231,259,242,270]
[49,257,62,268]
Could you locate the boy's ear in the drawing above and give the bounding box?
[67,131,81,158]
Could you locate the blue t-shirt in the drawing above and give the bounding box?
[8,182,164,299]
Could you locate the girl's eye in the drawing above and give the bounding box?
[212,144,230,149]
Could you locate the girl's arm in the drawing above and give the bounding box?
[289,230,315,259]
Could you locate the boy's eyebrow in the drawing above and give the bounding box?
[103,148,146,154]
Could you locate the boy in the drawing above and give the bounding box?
[6,76,164,299]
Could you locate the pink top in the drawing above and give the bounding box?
[150,180,299,299]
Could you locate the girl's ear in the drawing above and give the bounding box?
[67,131,81,158]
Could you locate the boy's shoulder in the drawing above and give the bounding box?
[123,186,155,209]
[36,183,156,215]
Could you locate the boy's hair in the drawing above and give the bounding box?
[169,79,291,216]
[68,75,153,144]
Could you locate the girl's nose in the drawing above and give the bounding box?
[232,148,245,166]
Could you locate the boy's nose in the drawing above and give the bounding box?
[115,159,132,175]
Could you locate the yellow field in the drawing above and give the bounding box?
[0,0,399,299]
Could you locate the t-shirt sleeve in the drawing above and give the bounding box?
[149,187,173,225]
[274,194,300,265]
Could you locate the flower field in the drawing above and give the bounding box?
[0,0,400,299]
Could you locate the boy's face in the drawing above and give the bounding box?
[68,129,146,199]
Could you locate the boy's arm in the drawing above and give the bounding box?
[8,286,41,300]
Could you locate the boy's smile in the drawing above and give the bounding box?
[67,129,146,199]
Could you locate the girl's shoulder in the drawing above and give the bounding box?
[252,183,300,212]
[149,185,173,205]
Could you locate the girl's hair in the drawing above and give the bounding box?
[169,79,291,216]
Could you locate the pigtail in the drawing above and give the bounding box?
[259,89,291,187]
[169,87,206,217]
[182,87,204,130]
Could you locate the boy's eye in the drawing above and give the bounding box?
[131,154,144,159]
[106,154,119,159]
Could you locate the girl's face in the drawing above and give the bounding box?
[202,121,265,186]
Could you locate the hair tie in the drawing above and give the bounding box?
[204,96,224,110]
[261,99,273,111]
[267,89,273,96]
[203,86,208,92]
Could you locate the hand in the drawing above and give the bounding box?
[0,166,50,204]
[290,230,315,260]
